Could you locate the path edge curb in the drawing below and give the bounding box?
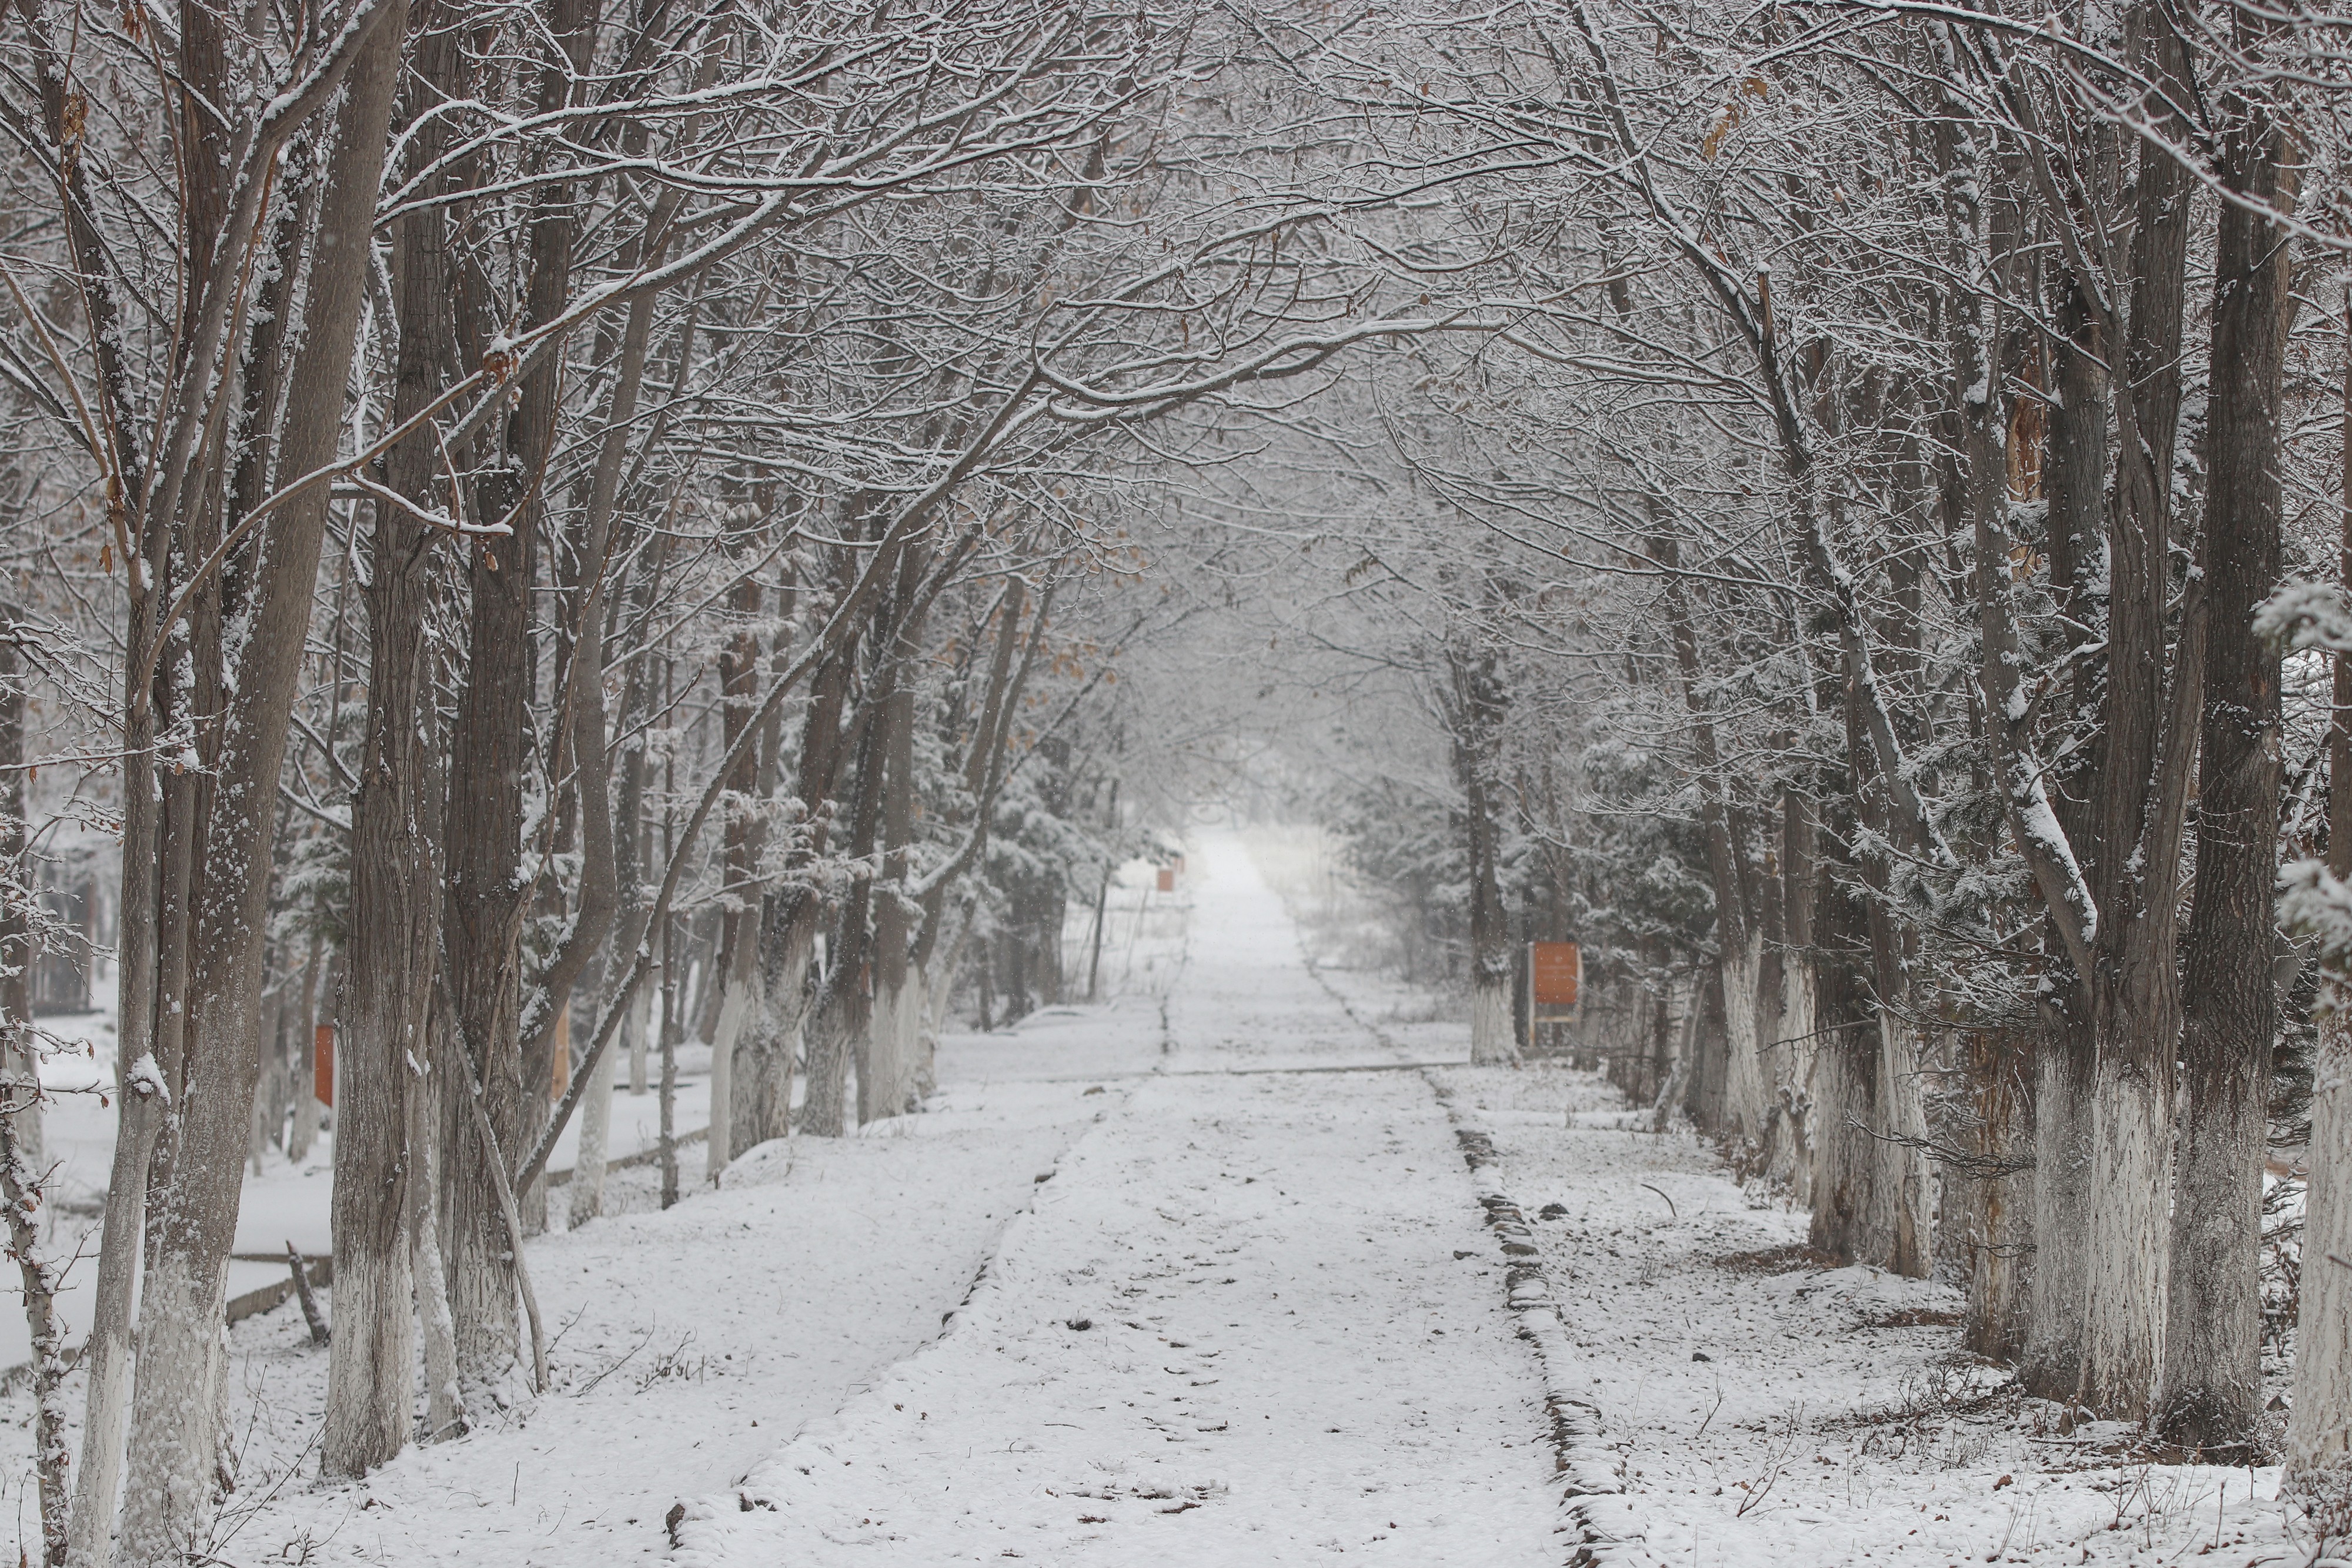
[1428,1078,1643,1567]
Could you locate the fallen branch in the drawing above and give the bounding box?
[286,1241,330,1345]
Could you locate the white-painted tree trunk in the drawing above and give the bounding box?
[2022,1011,2094,1399]
[1778,956,1819,1206]
[707,977,756,1183]
[114,1249,230,1567]
[776,932,815,1131]
[0,1014,68,1562]
[1717,933,1770,1149]
[289,1048,320,1162]
[413,1070,465,1443]
[569,1044,614,1226]
[893,969,926,1108]
[2293,1005,2352,1472]
[917,934,969,1098]
[2084,1050,2171,1420]
[249,983,282,1177]
[627,982,651,1096]
[1469,969,1516,1065]
[323,1247,412,1477]
[63,1081,158,1568]
[868,976,915,1119]
[1877,1014,1933,1278]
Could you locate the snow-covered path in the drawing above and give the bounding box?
[677,835,1563,1565]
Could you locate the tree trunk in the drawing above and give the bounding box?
[0,604,66,1564]
[116,16,407,1555]
[324,14,466,1465]
[2288,280,2352,1489]
[707,567,764,1178]
[570,1041,614,1226]
[659,910,681,1209]
[440,487,533,1403]
[2164,105,2296,1450]
[1716,931,1772,1164]
[415,1005,465,1442]
[832,667,891,1127]
[2080,1,2199,1424]
[2018,272,2107,1405]
[791,641,864,1138]
[1963,1030,2036,1363]
[250,976,283,1176]
[1808,932,1885,1262]
[2021,1002,2096,1399]
[289,943,329,1164]
[744,900,815,1149]
[1778,793,1819,1206]
[868,670,920,1120]
[1875,1016,1934,1279]
[439,0,590,1394]
[325,487,437,1475]
[1449,640,1516,1066]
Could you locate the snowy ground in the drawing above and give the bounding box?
[674,833,1559,1566]
[1273,833,2307,1567]
[1426,1061,2308,1567]
[0,828,2318,1565]
[6,1011,719,1373]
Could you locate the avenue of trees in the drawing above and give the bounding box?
[2,0,2352,1559]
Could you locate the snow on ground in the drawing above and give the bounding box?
[2,1011,717,1374]
[1434,1063,2302,1567]
[1261,825,2308,1567]
[676,833,1557,1566]
[0,826,2314,1566]
[189,1076,1116,1568]
[0,1017,1147,1564]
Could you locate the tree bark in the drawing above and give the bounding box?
[324,10,466,1465]
[867,679,919,1120]
[2288,294,2352,1485]
[0,603,66,1564]
[117,12,407,1555]
[1962,1030,2036,1362]
[1448,638,1518,1066]
[2163,102,2296,1450]
[2018,273,2108,1405]
[2081,1,2199,1421]
[825,661,891,1129]
[708,560,764,1175]
[438,0,590,1395]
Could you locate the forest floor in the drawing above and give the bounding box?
[0,831,2317,1566]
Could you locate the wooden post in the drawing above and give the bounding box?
[286,1242,330,1345]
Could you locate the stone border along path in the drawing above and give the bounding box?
[1291,950,1642,1568]
[1432,1093,1638,1568]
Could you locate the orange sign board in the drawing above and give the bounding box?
[1155,866,1175,894]
[313,1024,335,1108]
[1530,942,1581,1009]
[550,1002,572,1099]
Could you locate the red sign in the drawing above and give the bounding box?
[549,1003,572,1099]
[1155,866,1175,894]
[1530,943,1581,1009]
[313,1024,335,1108]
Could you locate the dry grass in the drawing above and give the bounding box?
[1864,1306,1964,1330]
[1710,1242,1840,1276]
